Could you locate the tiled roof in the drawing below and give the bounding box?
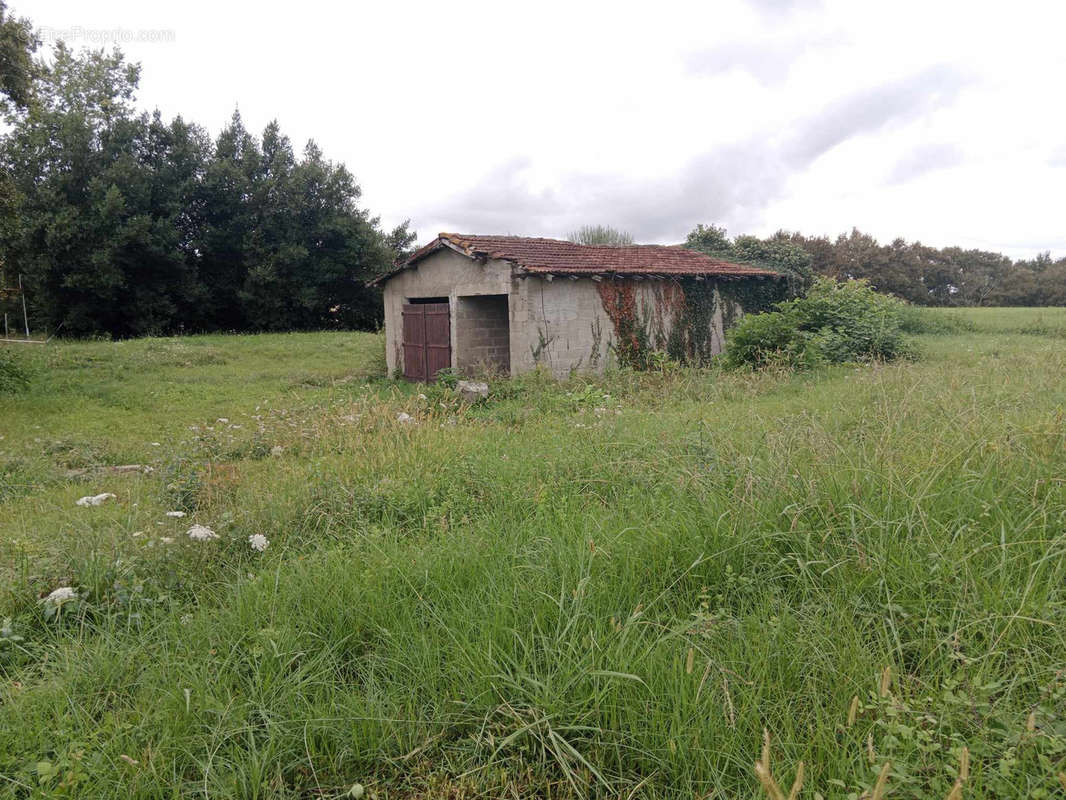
[369,233,780,285]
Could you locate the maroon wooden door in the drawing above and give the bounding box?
[401,302,450,381]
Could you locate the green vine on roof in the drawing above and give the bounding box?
[684,223,814,306]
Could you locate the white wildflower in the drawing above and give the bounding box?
[44,587,77,605]
[76,492,116,507]
[248,534,269,553]
[150,442,161,447]
[0,618,20,640]
[160,536,175,544]
[165,511,186,518]
[397,412,414,424]
[40,586,78,620]
[186,524,218,542]
[270,445,284,457]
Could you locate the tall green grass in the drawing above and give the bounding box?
[1,321,1065,798]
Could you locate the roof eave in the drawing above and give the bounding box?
[367,234,518,287]
[516,268,782,280]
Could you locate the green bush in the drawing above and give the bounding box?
[724,277,915,369]
[0,350,31,393]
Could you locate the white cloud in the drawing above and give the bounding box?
[684,30,846,85]
[885,143,965,186]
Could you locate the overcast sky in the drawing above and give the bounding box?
[22,0,1066,258]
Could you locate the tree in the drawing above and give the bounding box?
[568,225,634,245]
[234,137,391,330]
[385,220,417,263]
[192,110,263,330]
[684,223,731,255]
[0,1,37,275]
[732,234,813,287]
[0,1,37,110]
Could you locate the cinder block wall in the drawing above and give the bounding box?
[456,295,510,375]
[381,250,514,377]
[511,277,736,378]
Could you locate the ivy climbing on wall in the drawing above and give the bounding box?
[715,277,789,320]
[596,280,653,369]
[596,276,785,369]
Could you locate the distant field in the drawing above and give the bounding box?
[932,305,1066,336]
[1,312,1065,798]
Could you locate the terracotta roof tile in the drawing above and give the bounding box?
[370,233,780,285]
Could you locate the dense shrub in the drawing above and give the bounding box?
[724,277,915,369]
[0,349,30,392]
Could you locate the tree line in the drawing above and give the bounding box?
[682,224,1065,308]
[770,229,1066,307]
[0,8,413,338]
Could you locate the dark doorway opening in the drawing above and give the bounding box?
[456,294,510,376]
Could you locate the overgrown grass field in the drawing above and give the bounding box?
[1,309,1065,798]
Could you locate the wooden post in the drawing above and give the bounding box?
[19,274,29,338]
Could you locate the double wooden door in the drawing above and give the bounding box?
[401,302,450,381]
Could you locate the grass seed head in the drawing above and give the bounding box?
[870,761,891,800]
[787,761,804,800]
[754,761,785,800]
[879,666,892,698]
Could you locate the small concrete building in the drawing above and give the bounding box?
[370,233,780,380]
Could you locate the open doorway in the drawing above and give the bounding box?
[456,294,510,376]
